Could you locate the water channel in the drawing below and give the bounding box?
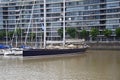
[0,50,120,80]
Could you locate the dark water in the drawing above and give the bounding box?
[0,50,120,80]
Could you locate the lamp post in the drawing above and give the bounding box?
[59,15,65,47]
[67,17,72,27]
[59,14,71,47]
[68,17,71,21]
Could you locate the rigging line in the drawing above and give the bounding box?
[35,19,38,48]
[10,0,25,47]
[24,0,36,45]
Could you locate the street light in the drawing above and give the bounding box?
[67,17,72,27]
[59,13,65,47]
[68,17,71,21]
[59,16,71,47]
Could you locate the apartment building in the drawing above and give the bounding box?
[0,0,120,42]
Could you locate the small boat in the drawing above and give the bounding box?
[0,44,12,55]
[12,45,32,56]
[0,49,5,55]
[11,48,23,56]
[4,49,13,56]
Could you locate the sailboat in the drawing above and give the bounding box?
[23,20,88,56]
[22,1,88,56]
[3,1,26,56]
[23,40,88,56]
[0,20,14,55]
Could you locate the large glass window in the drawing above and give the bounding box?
[106,8,120,13]
[84,5,99,10]
[66,11,82,16]
[84,0,100,4]
[106,0,119,2]
[46,0,63,3]
[106,19,119,24]
[47,3,62,7]
[106,14,120,18]
[107,2,119,8]
[66,6,84,12]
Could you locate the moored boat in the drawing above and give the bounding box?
[23,47,87,56]
[11,48,23,56]
[23,43,88,56]
[0,49,5,55]
[0,44,12,55]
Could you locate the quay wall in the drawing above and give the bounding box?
[0,41,120,50]
[87,42,120,50]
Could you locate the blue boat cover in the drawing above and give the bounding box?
[19,45,31,49]
[0,44,12,49]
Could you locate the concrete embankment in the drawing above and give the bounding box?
[87,42,120,50]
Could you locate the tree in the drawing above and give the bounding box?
[80,29,89,40]
[57,27,78,39]
[115,28,120,37]
[57,27,63,38]
[29,33,36,41]
[90,28,99,41]
[66,27,78,38]
[0,30,6,40]
[103,29,112,41]
[7,31,14,40]
[16,28,22,36]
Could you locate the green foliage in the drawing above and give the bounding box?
[15,28,23,36]
[0,30,14,40]
[57,27,78,38]
[29,33,36,40]
[90,28,99,40]
[0,30,6,39]
[103,29,112,38]
[115,28,120,37]
[66,27,77,38]
[80,29,89,40]
[8,31,14,39]
[57,27,63,38]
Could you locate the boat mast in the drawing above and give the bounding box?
[43,0,46,49]
[63,0,66,48]
[5,21,8,45]
[35,20,38,48]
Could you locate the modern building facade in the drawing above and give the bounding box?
[0,0,120,45]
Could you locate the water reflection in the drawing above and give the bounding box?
[0,50,120,80]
